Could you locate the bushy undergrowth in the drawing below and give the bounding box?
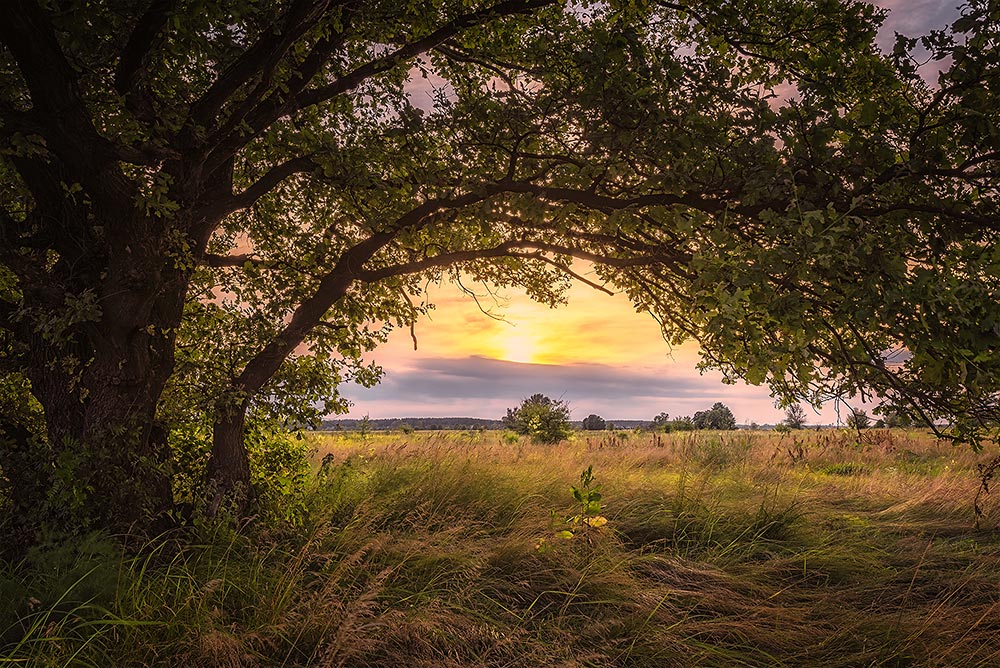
[3,429,1000,667]
[169,421,314,524]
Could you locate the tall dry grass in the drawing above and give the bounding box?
[4,427,1000,666]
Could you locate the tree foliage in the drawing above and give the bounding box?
[503,394,572,443]
[1,0,998,541]
[582,414,606,431]
[692,402,737,431]
[883,411,914,429]
[652,412,695,432]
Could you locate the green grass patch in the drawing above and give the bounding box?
[4,429,1000,666]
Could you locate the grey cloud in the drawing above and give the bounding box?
[339,355,781,421]
[380,356,721,398]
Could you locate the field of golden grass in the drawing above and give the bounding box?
[5,428,1000,667]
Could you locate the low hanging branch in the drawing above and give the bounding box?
[4,0,997,538]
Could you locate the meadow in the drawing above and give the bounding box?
[4,428,1000,667]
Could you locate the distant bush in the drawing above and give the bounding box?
[669,416,696,432]
[502,394,572,444]
[502,431,520,445]
[692,403,737,430]
[884,411,914,428]
[783,404,808,430]
[582,414,606,431]
[846,409,871,430]
[650,412,696,432]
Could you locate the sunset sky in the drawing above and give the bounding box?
[340,1,962,425]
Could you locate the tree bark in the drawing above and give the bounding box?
[11,200,190,535]
[23,305,181,535]
[206,400,251,518]
[204,261,362,515]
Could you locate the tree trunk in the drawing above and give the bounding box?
[206,400,251,517]
[13,221,190,536]
[204,266,358,517]
[24,322,180,535]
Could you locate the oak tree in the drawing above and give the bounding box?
[1,0,997,540]
[692,402,737,430]
[503,393,572,443]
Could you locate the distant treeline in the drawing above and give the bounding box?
[318,418,653,431]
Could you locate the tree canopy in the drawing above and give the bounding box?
[1,0,998,542]
[503,394,572,443]
[692,402,737,430]
[582,414,607,431]
[783,404,808,430]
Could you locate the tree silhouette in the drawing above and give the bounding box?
[692,403,737,430]
[783,405,808,430]
[2,0,998,539]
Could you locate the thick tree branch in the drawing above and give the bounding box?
[0,1,132,207]
[205,0,555,169]
[201,9,357,162]
[0,104,43,142]
[114,0,175,94]
[357,239,663,283]
[198,155,318,221]
[231,229,395,395]
[293,0,554,112]
[1,1,87,116]
[494,212,694,273]
[114,0,176,121]
[223,180,546,394]
[187,0,337,133]
[435,40,545,81]
[294,0,555,115]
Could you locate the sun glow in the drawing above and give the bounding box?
[409,267,681,367]
[494,326,540,364]
[343,265,796,422]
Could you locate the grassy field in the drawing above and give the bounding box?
[4,428,1000,667]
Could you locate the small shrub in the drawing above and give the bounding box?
[502,394,572,444]
[501,430,520,445]
[670,416,696,432]
[539,465,607,551]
